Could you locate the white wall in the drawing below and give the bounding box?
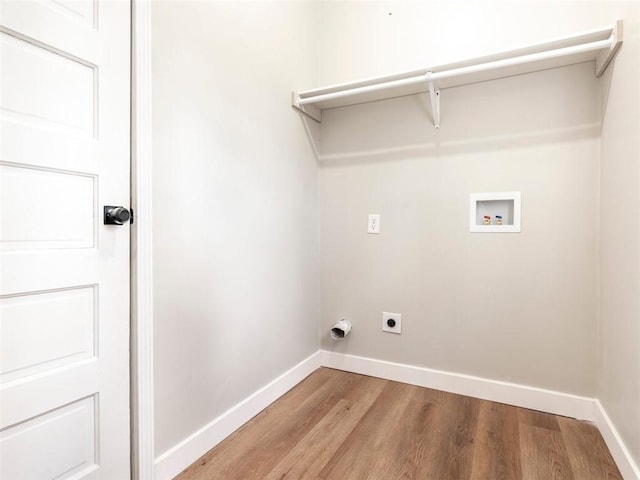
[599,1,640,469]
[149,0,640,472]
[318,1,611,397]
[318,0,640,467]
[152,1,320,456]
[318,1,607,86]
[319,68,601,395]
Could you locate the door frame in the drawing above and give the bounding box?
[131,0,155,478]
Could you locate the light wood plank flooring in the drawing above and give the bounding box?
[175,368,622,480]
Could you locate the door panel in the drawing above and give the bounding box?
[0,0,131,478]
[0,30,95,134]
[0,163,96,251]
[0,396,98,480]
[43,0,96,28]
[0,285,96,383]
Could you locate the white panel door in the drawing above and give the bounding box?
[0,0,131,478]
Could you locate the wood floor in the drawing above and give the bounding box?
[175,368,622,480]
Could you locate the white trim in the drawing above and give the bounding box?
[320,350,595,421]
[470,191,522,233]
[151,349,638,479]
[154,352,323,480]
[131,0,154,479]
[321,351,640,476]
[594,400,640,480]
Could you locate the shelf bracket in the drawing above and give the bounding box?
[426,72,440,129]
[595,19,623,77]
[291,92,322,123]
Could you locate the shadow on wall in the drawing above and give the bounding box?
[309,62,601,166]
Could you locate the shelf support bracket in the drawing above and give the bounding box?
[595,19,623,77]
[426,72,440,129]
[291,92,322,123]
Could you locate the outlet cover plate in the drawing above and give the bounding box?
[382,312,401,334]
[368,214,380,234]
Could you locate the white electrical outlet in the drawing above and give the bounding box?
[382,312,401,334]
[368,214,380,234]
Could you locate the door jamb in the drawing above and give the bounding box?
[131,0,154,478]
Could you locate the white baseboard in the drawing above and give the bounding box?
[594,400,640,480]
[320,350,596,421]
[321,351,640,478]
[154,349,638,480]
[154,351,322,480]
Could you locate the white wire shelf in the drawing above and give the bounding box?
[292,20,623,128]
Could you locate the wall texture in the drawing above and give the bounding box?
[318,1,607,86]
[319,65,600,396]
[599,1,640,468]
[150,0,639,468]
[152,1,320,456]
[318,1,610,397]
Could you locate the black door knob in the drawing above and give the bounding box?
[104,206,131,225]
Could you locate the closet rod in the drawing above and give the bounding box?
[297,37,613,106]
